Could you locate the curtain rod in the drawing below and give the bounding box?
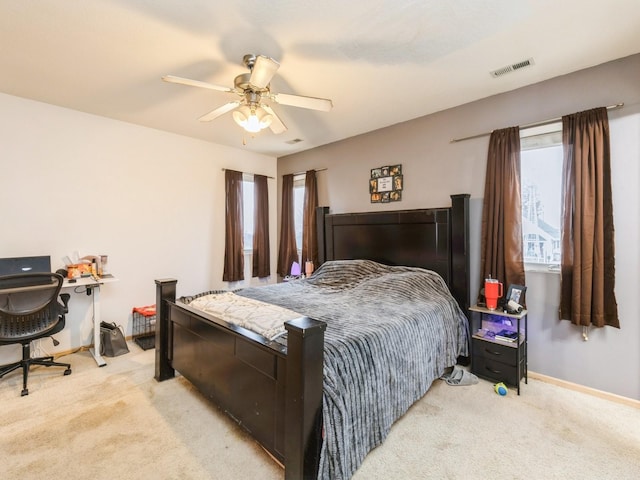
[292,167,328,176]
[221,168,274,179]
[449,103,624,143]
[221,168,328,178]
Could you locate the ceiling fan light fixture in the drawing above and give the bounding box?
[164,54,331,137]
[233,105,272,133]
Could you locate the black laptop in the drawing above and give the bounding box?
[0,256,53,288]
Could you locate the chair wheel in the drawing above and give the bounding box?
[64,368,72,375]
[21,388,29,396]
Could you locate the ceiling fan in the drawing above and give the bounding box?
[162,54,333,134]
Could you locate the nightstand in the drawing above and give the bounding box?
[469,305,528,395]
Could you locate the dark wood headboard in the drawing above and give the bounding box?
[316,194,470,314]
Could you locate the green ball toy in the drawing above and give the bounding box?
[494,382,508,396]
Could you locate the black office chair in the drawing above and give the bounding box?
[0,273,72,396]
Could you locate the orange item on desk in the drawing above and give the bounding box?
[67,263,93,279]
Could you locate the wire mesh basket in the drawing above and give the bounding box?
[132,304,156,350]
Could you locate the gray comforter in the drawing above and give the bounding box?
[232,259,469,480]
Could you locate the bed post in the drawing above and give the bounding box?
[316,206,329,266]
[450,194,470,314]
[155,278,177,382]
[284,317,327,480]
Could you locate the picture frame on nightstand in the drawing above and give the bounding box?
[506,284,527,306]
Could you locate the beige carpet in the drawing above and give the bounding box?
[1,345,639,480]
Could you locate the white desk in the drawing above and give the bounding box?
[62,275,118,367]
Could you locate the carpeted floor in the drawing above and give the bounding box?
[1,344,639,479]
[1,345,282,480]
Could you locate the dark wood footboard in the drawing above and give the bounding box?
[154,279,326,480]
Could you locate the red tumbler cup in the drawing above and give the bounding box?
[485,279,503,310]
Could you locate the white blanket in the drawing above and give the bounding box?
[187,291,301,340]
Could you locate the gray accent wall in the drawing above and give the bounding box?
[278,54,640,400]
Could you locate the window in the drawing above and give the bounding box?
[244,174,304,256]
[520,123,562,269]
[293,174,305,255]
[242,175,254,252]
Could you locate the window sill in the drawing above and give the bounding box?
[524,263,560,274]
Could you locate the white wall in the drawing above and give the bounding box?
[0,93,278,362]
[278,54,640,400]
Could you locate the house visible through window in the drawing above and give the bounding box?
[520,123,562,269]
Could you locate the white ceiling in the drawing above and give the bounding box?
[1,0,639,157]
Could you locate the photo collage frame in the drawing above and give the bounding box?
[369,164,403,203]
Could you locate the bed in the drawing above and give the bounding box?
[154,194,471,480]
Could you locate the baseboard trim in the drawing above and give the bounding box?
[529,371,640,409]
[51,335,135,359]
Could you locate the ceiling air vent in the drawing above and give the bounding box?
[285,138,304,145]
[490,58,535,78]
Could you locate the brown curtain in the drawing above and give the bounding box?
[560,108,619,328]
[277,174,298,277]
[223,169,244,282]
[252,174,270,278]
[301,170,319,267]
[480,127,526,292]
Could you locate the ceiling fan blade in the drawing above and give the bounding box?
[198,101,241,122]
[261,105,287,134]
[272,92,333,112]
[249,56,280,89]
[162,75,233,93]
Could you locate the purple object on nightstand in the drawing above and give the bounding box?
[290,261,301,276]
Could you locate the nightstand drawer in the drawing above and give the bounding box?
[472,338,520,364]
[472,354,522,386]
